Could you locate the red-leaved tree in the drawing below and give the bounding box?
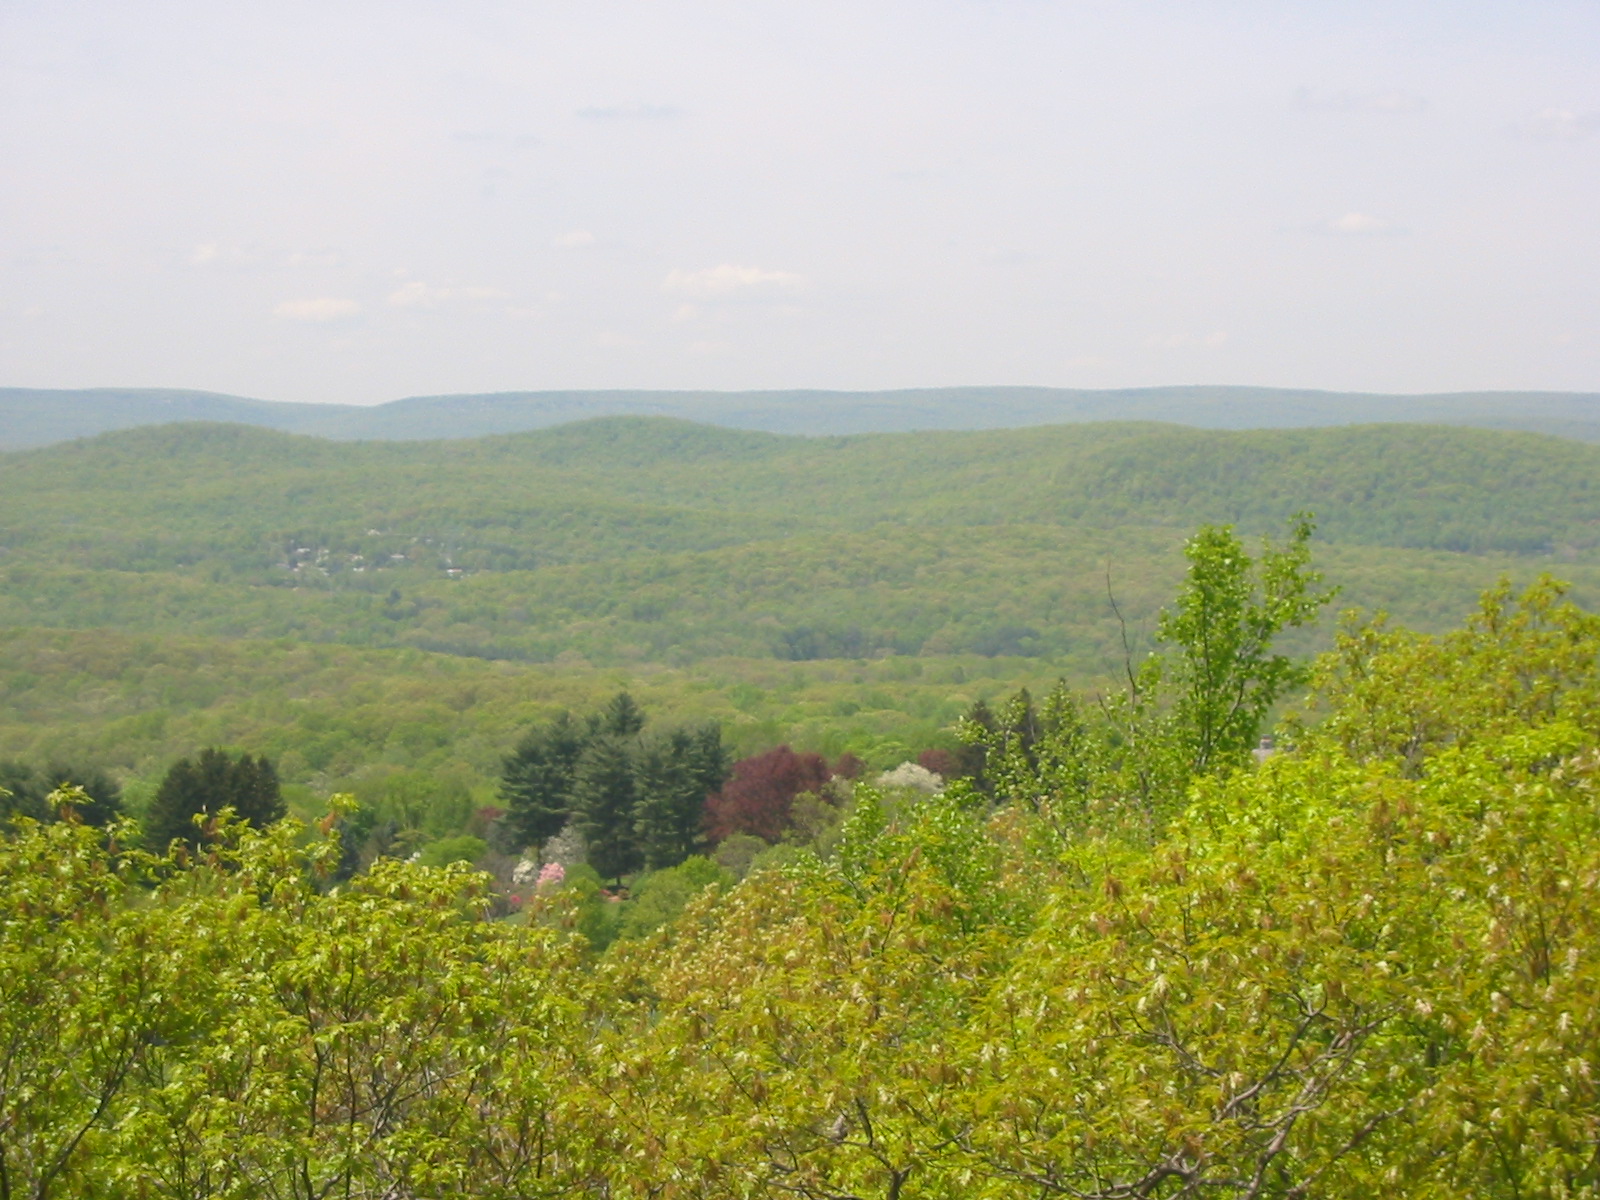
[831,753,866,780]
[703,746,832,843]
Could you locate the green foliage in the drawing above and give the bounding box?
[618,855,735,941]
[0,625,1033,809]
[4,410,1600,1193]
[7,419,1600,574]
[415,833,487,867]
[712,831,768,879]
[959,516,1336,837]
[1297,573,1600,772]
[601,689,646,736]
[549,861,626,952]
[9,384,1600,451]
[4,581,1600,1195]
[0,805,598,1198]
[144,746,283,849]
[583,581,1600,1197]
[1159,512,1335,772]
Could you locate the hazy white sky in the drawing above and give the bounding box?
[2,1,1597,404]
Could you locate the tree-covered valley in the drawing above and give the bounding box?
[2,416,1597,796]
[4,416,1600,1196]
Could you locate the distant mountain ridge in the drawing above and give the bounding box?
[3,384,1599,449]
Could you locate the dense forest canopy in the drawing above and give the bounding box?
[3,569,1598,1197]
[0,420,1596,670]
[1,416,1597,813]
[3,409,1599,1192]
[5,418,1600,568]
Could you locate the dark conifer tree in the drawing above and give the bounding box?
[954,698,997,792]
[146,748,284,850]
[502,695,727,875]
[632,736,685,873]
[572,735,642,884]
[499,711,589,849]
[42,764,124,827]
[229,755,285,828]
[688,724,732,803]
[146,754,209,849]
[633,725,730,871]
[600,690,646,738]
[0,761,48,825]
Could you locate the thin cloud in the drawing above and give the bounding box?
[286,248,341,268]
[1293,87,1427,114]
[662,264,804,298]
[8,244,72,268]
[552,230,595,248]
[188,242,265,268]
[388,282,438,308]
[196,243,339,270]
[451,130,542,149]
[1323,212,1400,236]
[273,297,361,322]
[387,281,507,308]
[577,103,681,121]
[1145,330,1228,350]
[1510,108,1600,141]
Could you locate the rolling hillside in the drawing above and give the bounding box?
[4,417,1597,565]
[4,384,1599,449]
[2,415,1596,793]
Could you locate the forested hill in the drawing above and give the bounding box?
[4,383,1599,449]
[3,415,1599,791]
[4,417,1597,565]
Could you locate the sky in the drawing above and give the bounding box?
[1,1,1597,405]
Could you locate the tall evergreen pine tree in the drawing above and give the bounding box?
[146,748,284,849]
[499,712,588,848]
[572,735,642,884]
[599,691,646,737]
[500,693,729,877]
